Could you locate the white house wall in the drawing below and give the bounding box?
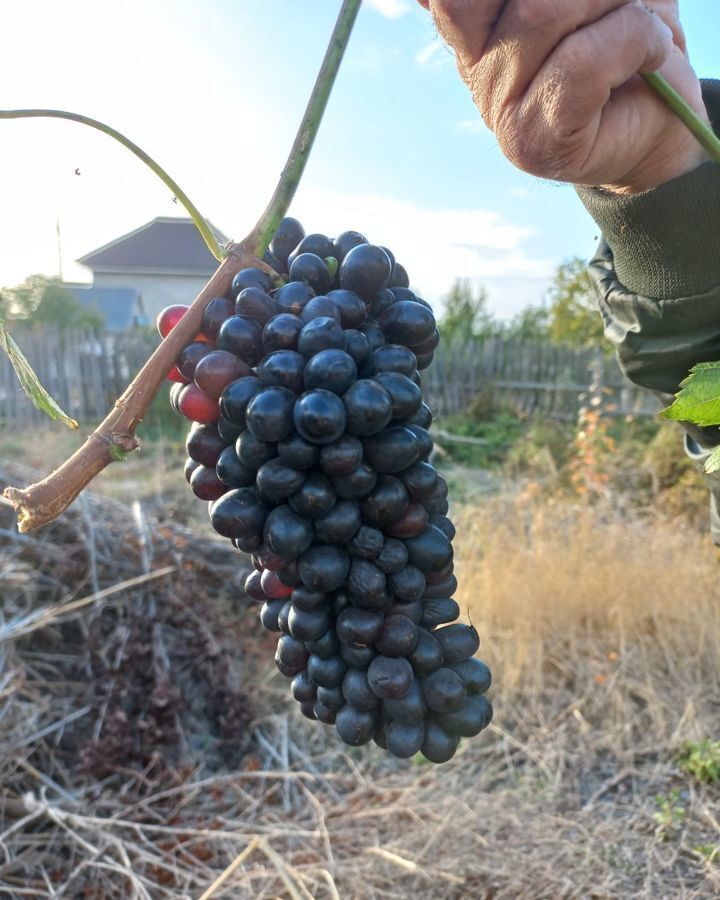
[92,273,215,323]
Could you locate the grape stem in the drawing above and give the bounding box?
[642,72,720,164]
[0,109,223,261]
[2,0,361,533]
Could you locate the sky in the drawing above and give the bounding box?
[1,0,718,319]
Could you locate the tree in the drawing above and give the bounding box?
[504,303,551,342]
[3,274,103,330]
[440,279,500,342]
[545,257,604,348]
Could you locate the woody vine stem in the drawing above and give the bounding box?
[1,0,361,533]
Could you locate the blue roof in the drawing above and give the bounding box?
[66,286,148,332]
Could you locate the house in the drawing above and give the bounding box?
[64,284,147,332]
[74,217,228,327]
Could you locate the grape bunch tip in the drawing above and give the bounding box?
[158,217,493,764]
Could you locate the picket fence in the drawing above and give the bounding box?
[0,328,660,429]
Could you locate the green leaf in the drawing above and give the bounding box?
[660,362,720,426]
[0,320,78,429]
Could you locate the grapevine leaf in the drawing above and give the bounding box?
[705,446,720,476]
[660,362,720,426]
[0,321,79,430]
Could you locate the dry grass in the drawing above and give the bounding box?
[0,459,719,899]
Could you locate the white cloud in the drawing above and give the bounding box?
[456,118,484,135]
[510,187,532,198]
[290,188,554,317]
[415,41,440,66]
[365,0,412,18]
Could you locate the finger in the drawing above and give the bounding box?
[496,3,675,180]
[429,0,506,69]
[470,0,636,125]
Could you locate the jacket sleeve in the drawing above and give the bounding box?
[576,80,720,448]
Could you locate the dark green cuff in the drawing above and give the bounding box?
[576,78,720,301]
[577,161,720,300]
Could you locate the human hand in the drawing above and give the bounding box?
[417,0,709,193]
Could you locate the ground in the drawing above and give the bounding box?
[0,427,719,899]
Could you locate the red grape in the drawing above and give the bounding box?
[157,304,189,338]
[177,384,220,424]
[194,350,254,399]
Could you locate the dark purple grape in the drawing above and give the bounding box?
[361,322,386,353]
[406,425,433,460]
[303,350,357,395]
[379,301,436,349]
[416,351,435,371]
[244,568,266,601]
[245,386,296,442]
[360,477,409,528]
[408,628,444,675]
[421,720,459,764]
[372,373,422,423]
[300,296,341,324]
[289,234,334,267]
[263,248,283,274]
[263,505,313,559]
[289,253,331,294]
[306,628,340,659]
[186,424,226,467]
[387,504,429,539]
[289,473,336,519]
[190,465,227,501]
[298,546,350,593]
[344,329,371,366]
[405,526,453,573]
[370,288,396,319]
[386,720,425,758]
[260,598,286,632]
[217,316,264,366]
[331,463,378,501]
[184,457,200,484]
[375,538,409,575]
[342,667,380,710]
[436,696,493,738]
[335,705,378,746]
[293,389,347,445]
[407,402,433,429]
[343,380,393,436]
[277,432,320,470]
[314,501,362,544]
[386,599,423,624]
[412,328,440,356]
[288,604,331,642]
[388,287,417,303]
[429,515,455,541]
[347,559,388,609]
[231,267,273,299]
[348,526,384,559]
[277,559,302,587]
[388,566,426,602]
[420,599,460,629]
[421,668,466,713]
[216,446,254,488]
[336,608,384,647]
[209,487,269,540]
[319,435,363,476]
[448,658,492,696]
[373,720,388,749]
[307,654,347,688]
[291,671,316,703]
[398,461,437,501]
[388,263,410,289]
[257,350,306,394]
[276,634,310,673]
[433,624,480,665]
[195,351,253,399]
[270,217,305,269]
[341,644,377,668]
[332,231,367,262]
[339,244,392,299]
[316,684,345,713]
[299,700,317,720]
[235,287,277,324]
[326,289,367,328]
[422,575,458,599]
[202,297,235,340]
[274,281,316,316]
[383,677,426,724]
[375,615,418,657]
[236,431,277,469]
[367,656,413,700]
[256,459,305,502]
[177,342,211,380]
[220,376,260,428]
[363,427,419,475]
[290,586,327,611]
[263,314,304,353]
[297,317,346,358]
[370,345,417,378]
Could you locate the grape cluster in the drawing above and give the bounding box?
[161,218,493,763]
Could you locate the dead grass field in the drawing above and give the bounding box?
[0,449,719,899]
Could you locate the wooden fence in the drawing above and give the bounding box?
[0,328,660,430]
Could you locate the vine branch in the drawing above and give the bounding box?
[2,0,361,532]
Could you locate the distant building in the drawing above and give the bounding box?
[73,217,227,327]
